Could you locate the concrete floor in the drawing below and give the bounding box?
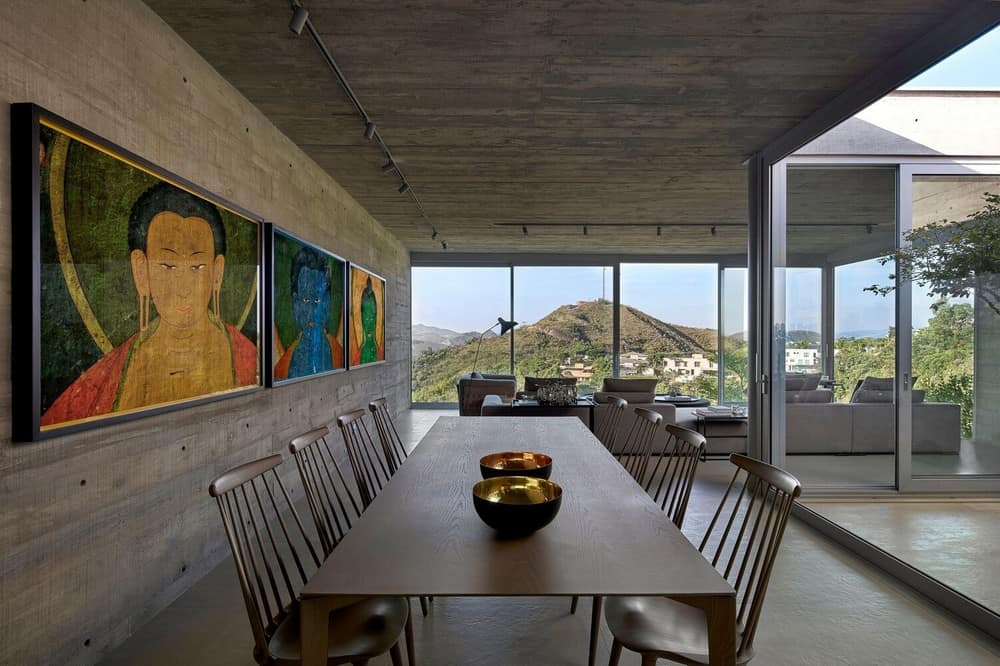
[101,411,1000,665]
[804,499,1000,612]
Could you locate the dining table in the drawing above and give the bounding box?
[300,416,736,665]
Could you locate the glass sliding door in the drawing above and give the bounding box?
[619,263,719,402]
[778,165,898,487]
[512,266,613,396]
[411,267,512,403]
[900,170,1000,482]
[721,267,749,405]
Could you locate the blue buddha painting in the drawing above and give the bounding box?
[272,232,345,382]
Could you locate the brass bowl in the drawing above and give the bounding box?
[472,476,562,534]
[479,451,553,480]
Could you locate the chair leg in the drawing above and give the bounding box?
[419,596,429,616]
[608,638,622,666]
[588,596,603,666]
[389,642,403,666]
[570,595,579,614]
[405,606,416,666]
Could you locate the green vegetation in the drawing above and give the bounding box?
[412,299,720,403]
[833,300,975,438]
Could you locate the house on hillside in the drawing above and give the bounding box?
[664,353,718,383]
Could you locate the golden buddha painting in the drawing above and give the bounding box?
[30,113,261,435]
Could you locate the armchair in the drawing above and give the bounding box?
[457,373,517,416]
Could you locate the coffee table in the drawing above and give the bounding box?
[656,394,711,408]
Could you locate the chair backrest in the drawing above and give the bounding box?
[615,406,663,481]
[336,409,392,508]
[288,426,363,557]
[594,395,627,451]
[642,424,705,527]
[698,454,802,660]
[368,398,408,475]
[209,455,322,663]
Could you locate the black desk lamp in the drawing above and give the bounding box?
[471,317,518,377]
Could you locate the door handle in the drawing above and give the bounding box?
[902,372,910,391]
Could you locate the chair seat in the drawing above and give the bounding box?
[605,596,745,665]
[269,596,409,664]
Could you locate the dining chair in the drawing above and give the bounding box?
[571,408,661,620]
[614,407,663,482]
[578,424,706,666]
[331,413,433,617]
[643,424,706,528]
[594,396,627,452]
[208,454,413,666]
[368,398,409,475]
[336,409,392,509]
[604,454,802,665]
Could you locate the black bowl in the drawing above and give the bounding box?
[479,451,553,480]
[472,476,562,534]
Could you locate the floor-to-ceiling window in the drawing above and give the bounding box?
[721,267,749,404]
[619,263,719,402]
[512,266,613,395]
[411,267,511,403]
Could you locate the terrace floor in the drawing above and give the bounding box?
[101,410,1000,666]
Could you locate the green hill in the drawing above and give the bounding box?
[412,299,718,402]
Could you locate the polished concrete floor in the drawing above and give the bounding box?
[804,499,1000,612]
[101,411,1000,665]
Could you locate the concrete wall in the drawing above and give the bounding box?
[0,1,410,664]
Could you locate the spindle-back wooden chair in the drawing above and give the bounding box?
[368,398,409,475]
[614,407,663,481]
[336,409,391,509]
[604,454,802,665]
[593,395,627,452]
[208,454,412,665]
[643,424,706,528]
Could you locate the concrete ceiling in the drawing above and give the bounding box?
[147,0,977,254]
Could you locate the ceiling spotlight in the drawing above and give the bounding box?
[710,225,717,236]
[431,227,438,240]
[866,224,873,235]
[522,226,528,236]
[289,5,309,35]
[364,121,376,140]
[656,225,662,236]
[441,240,448,250]
[583,226,588,236]
[381,161,395,174]
[398,181,410,194]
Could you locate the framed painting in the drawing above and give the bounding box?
[347,264,386,368]
[11,104,263,441]
[266,226,346,386]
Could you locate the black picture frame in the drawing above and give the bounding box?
[265,225,348,387]
[11,103,265,442]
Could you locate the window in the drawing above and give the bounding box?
[411,267,511,403]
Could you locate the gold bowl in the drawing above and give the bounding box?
[479,451,553,480]
[472,476,562,534]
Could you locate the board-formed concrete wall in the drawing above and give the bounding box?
[0,1,410,664]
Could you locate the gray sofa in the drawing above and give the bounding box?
[785,375,961,454]
[456,373,517,416]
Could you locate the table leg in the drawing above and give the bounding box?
[702,595,736,665]
[301,597,332,666]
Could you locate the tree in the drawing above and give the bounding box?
[866,192,1000,317]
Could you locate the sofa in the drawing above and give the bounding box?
[785,375,961,454]
[456,373,517,416]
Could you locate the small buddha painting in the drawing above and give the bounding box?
[348,264,386,367]
[34,118,261,434]
[271,229,345,383]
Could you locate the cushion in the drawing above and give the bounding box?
[861,376,894,391]
[786,373,821,391]
[594,391,654,404]
[852,389,893,403]
[912,389,925,403]
[602,378,657,393]
[787,390,834,403]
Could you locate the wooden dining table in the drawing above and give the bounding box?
[300,416,736,665]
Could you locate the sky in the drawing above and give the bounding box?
[412,26,996,337]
